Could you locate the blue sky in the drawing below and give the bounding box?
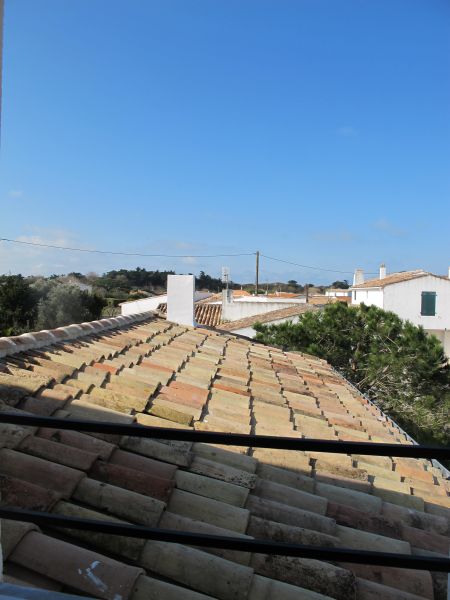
[1,0,449,284]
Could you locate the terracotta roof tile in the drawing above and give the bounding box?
[160,511,252,567]
[89,459,174,502]
[52,500,147,561]
[9,530,143,599]
[351,270,427,289]
[251,553,355,600]
[37,426,116,460]
[140,540,254,600]
[18,434,99,471]
[0,474,62,512]
[1,520,39,560]
[0,315,448,599]
[73,477,165,526]
[219,304,318,331]
[0,448,85,498]
[2,562,64,592]
[109,447,178,480]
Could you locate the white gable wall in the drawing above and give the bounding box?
[352,275,450,355]
[121,291,212,316]
[383,275,450,330]
[222,300,301,322]
[352,288,384,308]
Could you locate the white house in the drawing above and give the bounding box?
[351,265,450,355]
[325,288,352,298]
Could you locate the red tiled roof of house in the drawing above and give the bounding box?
[308,295,352,305]
[351,270,427,289]
[0,314,448,599]
[266,292,303,298]
[219,304,317,331]
[197,290,252,304]
[157,302,223,327]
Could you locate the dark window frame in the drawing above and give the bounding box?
[421,291,436,316]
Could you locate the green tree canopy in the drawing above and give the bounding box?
[330,280,350,289]
[0,275,38,336]
[36,284,106,330]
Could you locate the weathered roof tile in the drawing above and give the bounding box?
[0,314,447,599]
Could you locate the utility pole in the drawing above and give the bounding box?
[255,251,260,295]
[305,283,309,303]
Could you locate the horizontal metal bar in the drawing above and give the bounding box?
[1,507,449,572]
[1,412,449,459]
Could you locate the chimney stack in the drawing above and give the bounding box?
[353,269,365,286]
[167,275,195,327]
[379,263,386,280]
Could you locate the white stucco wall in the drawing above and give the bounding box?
[121,291,211,316]
[222,301,300,322]
[352,288,384,308]
[234,296,306,303]
[351,275,450,356]
[167,275,195,326]
[121,296,166,315]
[231,315,302,339]
[325,290,351,297]
[383,275,450,330]
[426,329,450,357]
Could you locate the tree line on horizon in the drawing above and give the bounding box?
[0,268,349,336]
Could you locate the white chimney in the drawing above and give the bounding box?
[379,263,386,280]
[166,275,195,327]
[221,288,233,320]
[448,266,450,279]
[353,269,365,286]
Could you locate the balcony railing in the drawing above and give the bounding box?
[1,412,449,573]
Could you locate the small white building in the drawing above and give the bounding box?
[351,265,450,355]
[325,288,352,298]
[120,291,212,316]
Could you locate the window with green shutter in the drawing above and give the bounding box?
[421,292,436,316]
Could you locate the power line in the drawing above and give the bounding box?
[0,237,378,275]
[0,237,255,259]
[261,254,378,276]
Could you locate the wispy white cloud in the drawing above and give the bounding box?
[310,229,358,243]
[336,126,358,137]
[174,241,197,251]
[181,256,198,266]
[0,228,91,276]
[373,218,406,237]
[8,189,24,198]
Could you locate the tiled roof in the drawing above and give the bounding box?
[0,315,449,600]
[351,271,428,289]
[231,290,251,297]
[197,290,251,304]
[266,292,303,298]
[219,304,318,331]
[308,296,352,305]
[157,303,223,327]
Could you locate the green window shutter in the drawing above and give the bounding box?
[421,292,436,316]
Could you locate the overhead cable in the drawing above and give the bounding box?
[261,254,378,275]
[0,237,254,258]
[0,237,379,275]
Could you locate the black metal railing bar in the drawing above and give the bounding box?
[1,508,449,572]
[1,413,449,460]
